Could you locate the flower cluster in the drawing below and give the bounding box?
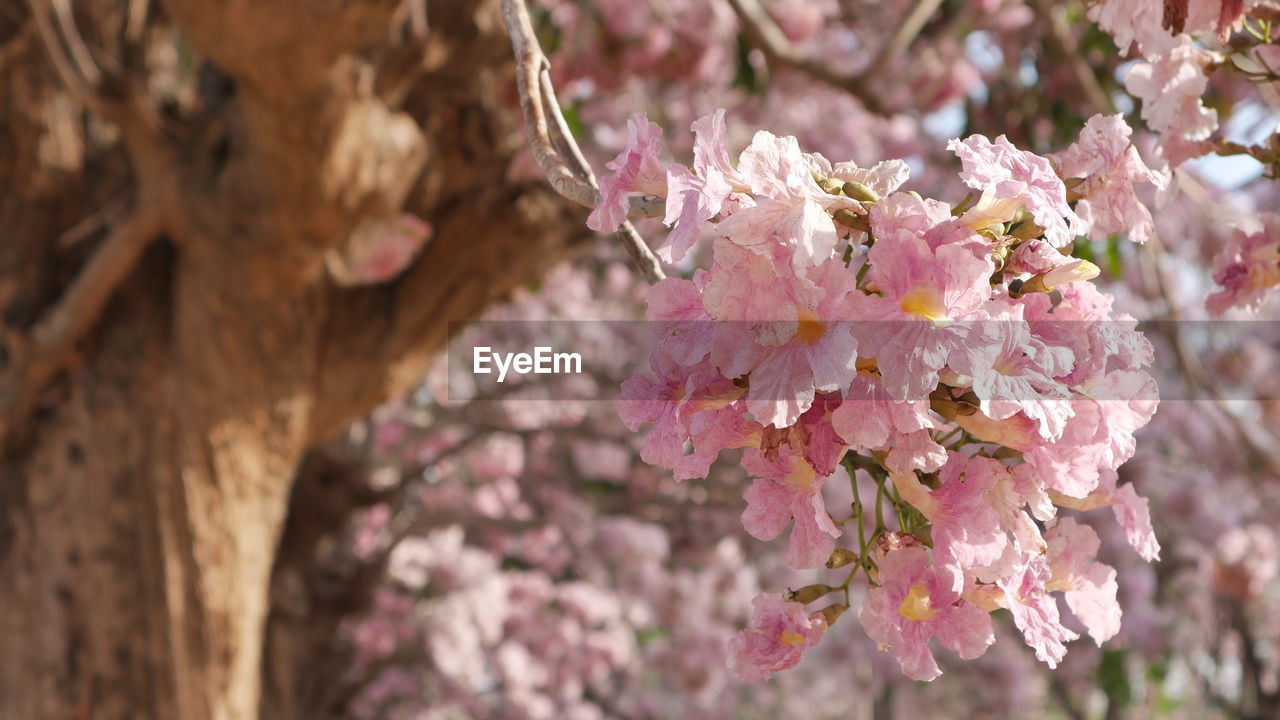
[1207,211,1280,314]
[1088,0,1236,165]
[602,111,1162,682]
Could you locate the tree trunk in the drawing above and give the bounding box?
[0,1,594,718]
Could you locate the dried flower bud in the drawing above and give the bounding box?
[786,583,836,604]
[818,603,850,626]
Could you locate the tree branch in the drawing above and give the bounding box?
[0,204,166,438]
[27,0,182,224]
[499,0,666,283]
[1032,0,1115,115]
[725,0,886,115]
[863,0,945,80]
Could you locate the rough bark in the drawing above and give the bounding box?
[0,1,591,719]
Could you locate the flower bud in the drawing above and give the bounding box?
[786,583,836,604]
[841,181,879,203]
[1040,259,1100,289]
[833,209,871,232]
[818,603,849,627]
[826,548,860,569]
[1064,176,1086,203]
[1010,219,1046,240]
[816,176,846,195]
[979,222,1007,239]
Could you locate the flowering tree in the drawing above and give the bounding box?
[3,1,1280,719]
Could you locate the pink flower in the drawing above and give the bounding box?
[759,392,848,476]
[859,546,995,681]
[831,370,937,453]
[1207,213,1280,315]
[948,310,1075,442]
[1055,114,1166,244]
[1022,282,1153,386]
[741,445,841,568]
[849,194,993,401]
[714,131,857,271]
[706,239,861,427]
[828,158,911,199]
[1019,370,1159,498]
[1090,0,1246,56]
[998,553,1079,667]
[1124,38,1219,166]
[646,276,714,365]
[728,592,826,682]
[831,370,945,476]
[674,395,762,481]
[1048,471,1161,562]
[1005,239,1076,276]
[330,214,431,285]
[616,347,743,470]
[903,453,1011,579]
[949,134,1082,246]
[1110,480,1161,561]
[1089,0,1182,57]
[661,110,740,262]
[1045,518,1122,644]
[588,113,668,233]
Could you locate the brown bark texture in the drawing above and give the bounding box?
[0,1,590,718]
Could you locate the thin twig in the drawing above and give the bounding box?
[536,69,666,283]
[1144,239,1280,477]
[725,0,885,115]
[499,0,666,283]
[1033,0,1115,115]
[864,0,945,80]
[0,206,165,436]
[57,191,131,248]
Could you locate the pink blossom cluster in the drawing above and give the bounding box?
[1207,211,1280,314]
[601,110,1164,682]
[1087,0,1268,166]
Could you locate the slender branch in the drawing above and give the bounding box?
[1048,674,1089,720]
[1033,0,1115,115]
[499,0,666,283]
[28,0,126,120]
[864,0,945,80]
[0,206,166,437]
[725,0,885,115]
[536,64,666,284]
[27,0,180,207]
[1144,239,1280,477]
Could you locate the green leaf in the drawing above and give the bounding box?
[1105,233,1125,278]
[1099,648,1133,709]
[733,34,759,93]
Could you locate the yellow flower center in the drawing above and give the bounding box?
[793,311,827,345]
[785,452,818,490]
[897,583,937,622]
[899,287,952,326]
[779,629,806,647]
[993,356,1019,376]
